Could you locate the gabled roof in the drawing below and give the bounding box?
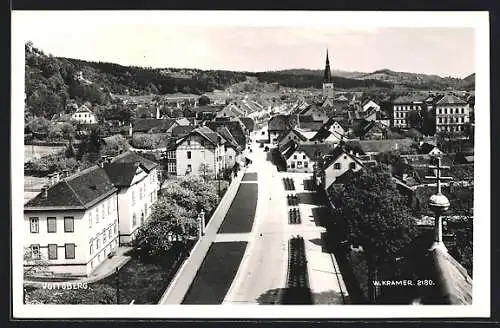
[133,118,177,133]
[110,150,159,171]
[323,145,365,169]
[436,94,468,105]
[335,95,349,102]
[206,120,246,148]
[278,128,309,144]
[75,105,93,113]
[25,166,117,210]
[215,126,239,149]
[239,117,255,132]
[268,114,292,131]
[298,120,324,132]
[190,125,224,146]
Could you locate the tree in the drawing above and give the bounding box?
[101,134,130,157]
[198,95,211,106]
[133,199,197,257]
[160,180,197,216]
[198,163,214,180]
[178,175,220,214]
[332,165,418,303]
[27,116,51,135]
[76,126,105,161]
[24,247,49,278]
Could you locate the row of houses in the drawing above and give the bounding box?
[24,151,159,277]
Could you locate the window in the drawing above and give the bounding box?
[187,151,192,159]
[113,222,117,234]
[96,237,100,249]
[291,162,296,169]
[90,240,94,255]
[187,140,191,146]
[48,244,58,260]
[303,155,307,160]
[187,164,192,173]
[89,212,93,228]
[229,155,232,160]
[304,162,308,168]
[132,191,136,205]
[293,155,297,159]
[101,205,104,220]
[31,244,40,260]
[334,163,341,170]
[150,192,153,203]
[461,108,465,114]
[30,217,39,233]
[64,217,74,233]
[133,213,137,227]
[47,217,57,233]
[96,208,100,223]
[65,244,75,259]
[201,150,205,160]
[139,186,143,200]
[103,230,107,242]
[107,200,111,215]
[144,203,148,217]
[349,162,356,170]
[141,212,145,225]
[108,229,112,240]
[168,162,176,173]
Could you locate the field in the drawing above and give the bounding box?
[24,145,65,162]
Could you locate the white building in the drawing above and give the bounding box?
[317,146,364,190]
[24,166,119,277]
[166,126,226,177]
[435,94,470,133]
[103,151,160,244]
[71,105,97,124]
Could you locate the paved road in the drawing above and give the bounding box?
[223,140,289,304]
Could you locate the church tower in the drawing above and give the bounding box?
[322,49,334,99]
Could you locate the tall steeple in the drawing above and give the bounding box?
[323,49,332,83]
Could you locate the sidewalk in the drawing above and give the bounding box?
[287,173,349,304]
[24,246,133,287]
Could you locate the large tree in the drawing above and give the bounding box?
[178,176,220,214]
[133,199,198,257]
[332,164,418,303]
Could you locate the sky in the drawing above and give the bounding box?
[13,11,477,78]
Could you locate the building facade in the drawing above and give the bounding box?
[24,166,119,277]
[435,94,470,133]
[392,96,424,129]
[71,105,97,124]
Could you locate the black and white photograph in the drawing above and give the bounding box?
[12,10,490,318]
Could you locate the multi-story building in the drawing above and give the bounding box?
[392,96,424,128]
[435,94,470,133]
[24,166,119,277]
[103,151,160,244]
[166,126,226,177]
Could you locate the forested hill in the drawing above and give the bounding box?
[25,41,475,120]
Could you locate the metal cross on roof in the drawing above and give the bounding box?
[425,157,453,194]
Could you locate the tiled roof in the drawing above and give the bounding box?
[25,166,117,210]
[103,150,158,187]
[298,121,324,131]
[193,126,224,146]
[239,117,255,132]
[171,125,196,137]
[110,150,158,172]
[268,114,291,131]
[297,143,337,161]
[277,128,308,144]
[75,105,93,113]
[133,118,177,133]
[436,94,468,105]
[333,168,359,184]
[215,126,239,149]
[206,120,246,148]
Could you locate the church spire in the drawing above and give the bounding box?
[323,49,332,83]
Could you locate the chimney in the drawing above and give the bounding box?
[41,184,49,199]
